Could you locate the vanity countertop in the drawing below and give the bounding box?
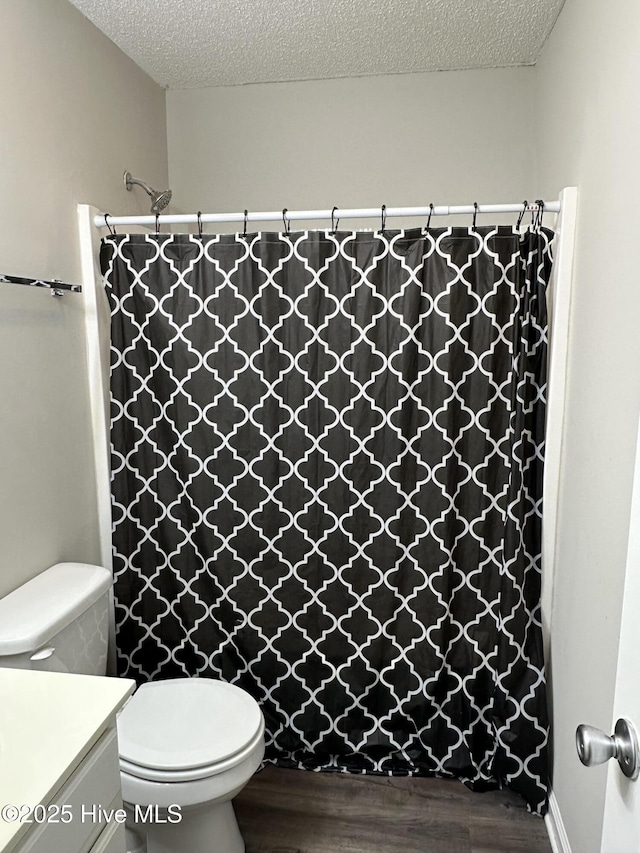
[0,668,134,853]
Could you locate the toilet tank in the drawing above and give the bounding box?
[0,563,112,675]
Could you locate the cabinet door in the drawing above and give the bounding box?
[18,728,121,853]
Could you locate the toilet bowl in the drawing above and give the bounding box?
[0,563,266,853]
[117,677,265,853]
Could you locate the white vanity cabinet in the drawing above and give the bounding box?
[0,669,135,853]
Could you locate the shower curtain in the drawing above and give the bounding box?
[101,224,552,813]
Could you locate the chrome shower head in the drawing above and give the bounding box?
[150,188,172,213]
[124,170,172,214]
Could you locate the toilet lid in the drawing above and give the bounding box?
[117,678,263,772]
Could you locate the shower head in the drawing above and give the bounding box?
[124,170,172,214]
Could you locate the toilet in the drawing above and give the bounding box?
[0,562,265,853]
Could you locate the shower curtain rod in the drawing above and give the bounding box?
[93,200,561,229]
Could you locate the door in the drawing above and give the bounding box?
[600,417,640,852]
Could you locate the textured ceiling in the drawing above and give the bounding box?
[68,0,565,89]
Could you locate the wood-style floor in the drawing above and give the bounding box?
[234,765,552,853]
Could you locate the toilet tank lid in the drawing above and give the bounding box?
[0,563,112,656]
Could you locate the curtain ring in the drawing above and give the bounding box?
[282,208,290,235]
[425,203,434,232]
[243,209,248,238]
[517,200,528,229]
[380,204,387,234]
[472,202,479,230]
[197,211,203,238]
[535,199,545,231]
[155,212,160,234]
[331,206,339,235]
[104,213,116,236]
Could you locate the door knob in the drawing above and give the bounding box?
[576,718,640,780]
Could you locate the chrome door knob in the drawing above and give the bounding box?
[576,725,617,766]
[576,718,640,780]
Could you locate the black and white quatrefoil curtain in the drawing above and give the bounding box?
[101,225,552,813]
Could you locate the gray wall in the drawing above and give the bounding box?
[0,0,168,597]
[167,68,538,230]
[535,0,640,849]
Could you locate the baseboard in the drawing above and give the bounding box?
[545,789,572,853]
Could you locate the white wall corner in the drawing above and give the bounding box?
[545,788,573,853]
[77,203,117,675]
[541,184,578,644]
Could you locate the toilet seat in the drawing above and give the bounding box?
[117,677,264,782]
[120,721,265,782]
